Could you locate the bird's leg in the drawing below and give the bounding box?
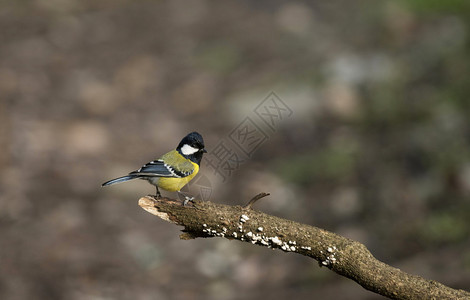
[155,186,162,199]
[177,191,194,206]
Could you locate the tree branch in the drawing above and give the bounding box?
[138,196,470,300]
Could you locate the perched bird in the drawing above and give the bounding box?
[102,132,207,203]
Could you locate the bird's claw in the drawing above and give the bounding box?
[183,196,194,206]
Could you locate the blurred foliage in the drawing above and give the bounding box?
[1,0,470,299]
[195,42,242,74]
[275,145,356,185]
[422,212,468,244]
[400,0,470,14]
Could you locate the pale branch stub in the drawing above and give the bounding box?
[138,195,470,300]
[243,192,270,209]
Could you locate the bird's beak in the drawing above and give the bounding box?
[202,149,207,153]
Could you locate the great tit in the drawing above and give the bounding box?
[102,132,207,201]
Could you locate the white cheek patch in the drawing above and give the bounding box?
[181,144,199,155]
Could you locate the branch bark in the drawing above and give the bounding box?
[138,195,470,300]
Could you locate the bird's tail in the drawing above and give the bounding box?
[102,175,137,187]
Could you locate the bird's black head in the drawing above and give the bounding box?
[177,132,207,164]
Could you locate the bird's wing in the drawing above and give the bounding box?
[130,150,195,178]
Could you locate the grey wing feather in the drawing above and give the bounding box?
[129,160,189,178]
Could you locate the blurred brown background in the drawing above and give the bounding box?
[1,1,470,299]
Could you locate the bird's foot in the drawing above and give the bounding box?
[183,196,194,206]
[178,191,194,206]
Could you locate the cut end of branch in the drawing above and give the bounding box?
[138,196,174,223]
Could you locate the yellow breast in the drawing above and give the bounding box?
[157,162,199,192]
